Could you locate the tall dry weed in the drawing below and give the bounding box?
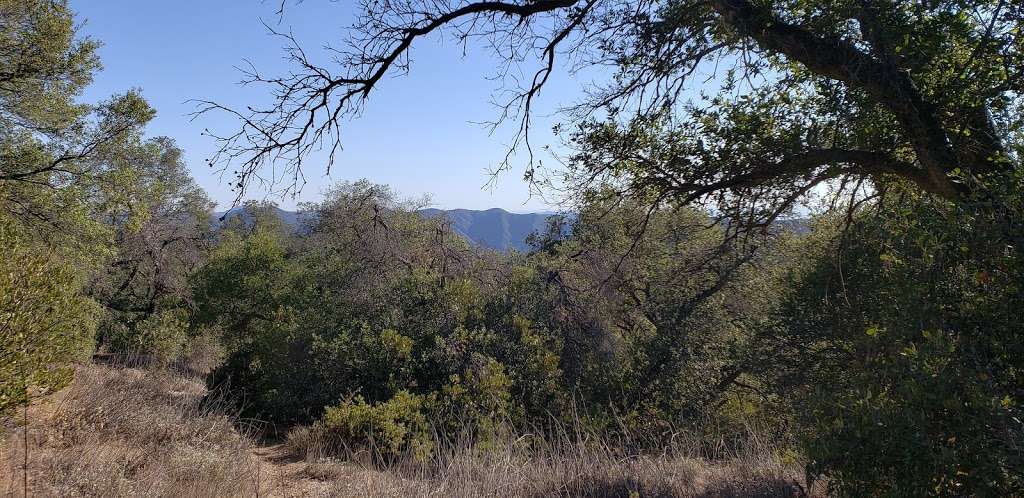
[0,364,259,497]
[285,413,817,497]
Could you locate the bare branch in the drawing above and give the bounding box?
[195,0,586,204]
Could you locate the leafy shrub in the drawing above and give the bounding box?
[194,186,780,449]
[102,308,189,364]
[0,222,97,416]
[777,186,1024,495]
[430,352,514,439]
[321,391,433,462]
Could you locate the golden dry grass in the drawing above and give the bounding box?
[284,422,814,498]
[0,365,259,497]
[1,365,820,497]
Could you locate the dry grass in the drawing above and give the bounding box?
[0,364,259,497]
[1,364,820,497]
[286,424,816,498]
[318,455,809,497]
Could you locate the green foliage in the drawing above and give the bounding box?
[192,220,290,350]
[0,219,97,416]
[430,351,513,437]
[195,190,493,424]
[192,174,1020,498]
[0,0,212,416]
[0,0,98,132]
[102,309,189,364]
[321,391,433,462]
[87,137,212,359]
[774,182,1024,495]
[194,183,780,455]
[317,358,512,462]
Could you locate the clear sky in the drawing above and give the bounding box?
[74,1,590,211]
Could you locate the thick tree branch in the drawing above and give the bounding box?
[659,148,939,204]
[708,0,971,198]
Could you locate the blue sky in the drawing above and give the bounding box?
[75,1,590,211]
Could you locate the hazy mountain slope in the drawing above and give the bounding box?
[213,206,553,252]
[213,206,303,228]
[213,206,806,251]
[419,208,551,252]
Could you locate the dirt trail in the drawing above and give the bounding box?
[249,443,314,497]
[249,443,359,497]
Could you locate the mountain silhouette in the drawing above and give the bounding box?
[418,208,554,252]
[213,206,555,252]
[213,206,302,227]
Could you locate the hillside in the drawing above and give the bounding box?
[215,206,558,252]
[418,208,555,252]
[212,206,305,228]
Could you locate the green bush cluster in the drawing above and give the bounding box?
[0,220,97,415]
[190,180,1024,496]
[1,0,212,412]
[100,309,189,364]
[317,356,515,463]
[772,181,1024,495]
[193,183,778,456]
[321,391,433,462]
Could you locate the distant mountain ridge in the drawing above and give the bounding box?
[213,206,807,252]
[213,206,555,252]
[213,206,303,227]
[418,208,554,252]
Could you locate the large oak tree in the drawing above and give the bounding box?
[201,0,1020,228]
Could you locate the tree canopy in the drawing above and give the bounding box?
[202,0,1020,226]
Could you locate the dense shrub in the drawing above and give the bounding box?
[0,221,97,416]
[187,176,1022,496]
[193,184,782,458]
[775,182,1024,495]
[101,308,189,364]
[321,391,433,462]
